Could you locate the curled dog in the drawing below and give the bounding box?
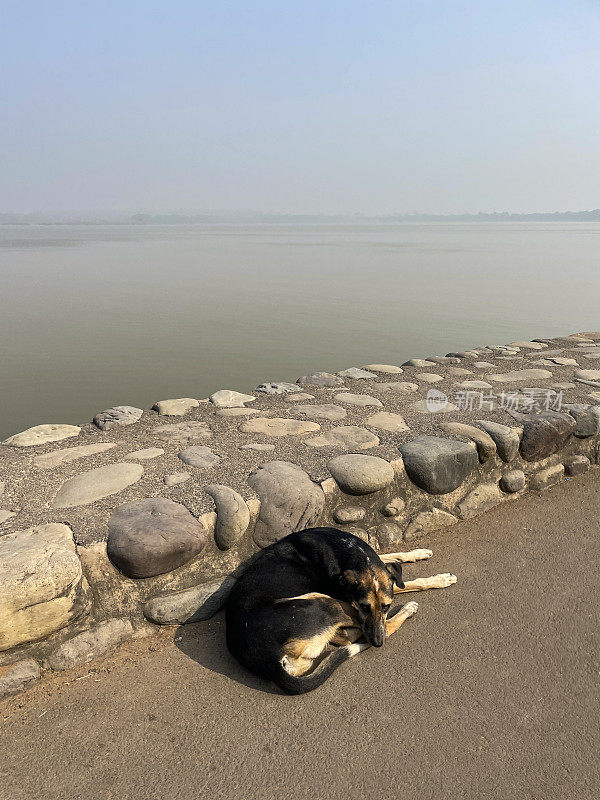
[225,527,456,694]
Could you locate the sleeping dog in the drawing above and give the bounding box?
[226,527,456,694]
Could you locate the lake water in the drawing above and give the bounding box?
[1,221,599,440]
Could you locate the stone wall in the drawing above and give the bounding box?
[2,330,600,698]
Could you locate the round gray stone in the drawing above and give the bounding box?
[333,506,366,524]
[107,497,208,578]
[500,470,526,493]
[327,454,395,495]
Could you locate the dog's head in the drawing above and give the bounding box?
[341,559,403,647]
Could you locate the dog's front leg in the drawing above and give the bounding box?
[393,573,457,593]
[385,601,419,637]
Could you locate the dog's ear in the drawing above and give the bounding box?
[340,569,359,590]
[385,561,404,589]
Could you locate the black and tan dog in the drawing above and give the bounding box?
[226,527,456,694]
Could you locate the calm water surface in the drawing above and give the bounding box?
[1,222,598,440]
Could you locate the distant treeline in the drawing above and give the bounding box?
[130,210,600,223]
[1,209,600,225]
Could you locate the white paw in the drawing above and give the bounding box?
[402,601,419,616]
[431,572,457,588]
[410,548,433,561]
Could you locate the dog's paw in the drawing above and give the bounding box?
[401,601,419,617]
[430,572,457,589]
[408,548,433,561]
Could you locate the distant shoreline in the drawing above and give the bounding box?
[1,209,599,226]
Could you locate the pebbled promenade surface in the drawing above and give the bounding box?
[1,470,599,800]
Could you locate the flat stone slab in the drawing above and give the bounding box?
[508,341,548,349]
[209,390,256,408]
[239,417,320,436]
[455,380,493,389]
[0,524,89,651]
[488,369,553,383]
[375,382,419,393]
[216,408,259,417]
[247,461,324,548]
[107,497,208,578]
[239,442,275,451]
[178,446,220,468]
[411,399,458,414]
[363,364,403,374]
[415,373,444,383]
[283,392,315,402]
[333,393,383,407]
[337,367,377,379]
[163,472,191,487]
[153,398,200,416]
[52,463,144,508]
[93,406,143,430]
[48,619,134,671]
[288,403,347,421]
[0,510,17,524]
[297,372,345,388]
[404,508,457,540]
[254,382,298,395]
[152,421,212,444]
[327,454,395,494]
[574,369,600,381]
[305,426,379,450]
[402,359,437,367]
[399,436,478,495]
[366,412,410,433]
[34,443,117,469]
[3,424,81,448]
[125,447,164,460]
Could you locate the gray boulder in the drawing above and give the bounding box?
[500,470,526,493]
[107,498,208,578]
[93,406,143,430]
[205,485,251,550]
[513,411,575,462]
[475,421,521,462]
[399,436,478,495]
[564,404,600,438]
[247,461,325,548]
[144,576,236,624]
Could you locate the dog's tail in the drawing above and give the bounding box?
[273,642,368,695]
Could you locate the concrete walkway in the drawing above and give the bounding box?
[2,472,599,800]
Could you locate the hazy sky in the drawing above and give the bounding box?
[2,1,599,215]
